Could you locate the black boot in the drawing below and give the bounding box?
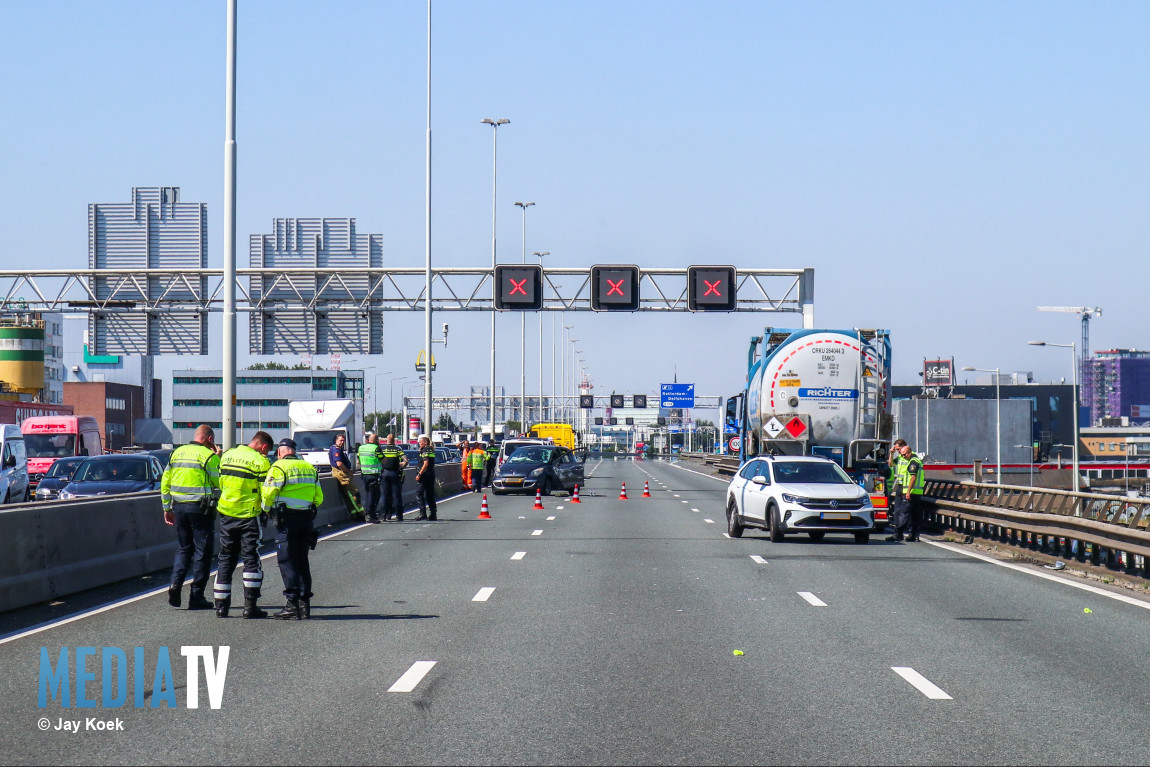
[242,597,267,619]
[274,598,300,620]
[299,599,310,619]
[187,591,212,611]
[414,512,428,521]
[168,585,182,608]
[214,598,231,618]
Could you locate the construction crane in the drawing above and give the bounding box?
[1037,306,1102,361]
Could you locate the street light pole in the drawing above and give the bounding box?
[1029,340,1080,494]
[482,118,509,444]
[962,365,1001,486]
[514,201,534,433]
[533,251,548,424]
[423,0,434,443]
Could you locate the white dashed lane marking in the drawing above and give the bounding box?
[388,661,437,693]
[892,667,953,700]
[473,587,496,602]
[749,555,768,564]
[797,592,827,607]
[704,518,715,524]
[511,552,526,560]
[532,530,543,536]
[691,508,699,512]
[547,516,556,521]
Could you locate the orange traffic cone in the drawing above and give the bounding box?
[571,484,582,503]
[532,487,545,510]
[619,481,629,500]
[642,481,651,498]
[478,495,492,519]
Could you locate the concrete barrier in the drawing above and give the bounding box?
[0,466,466,615]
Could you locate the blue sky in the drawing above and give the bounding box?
[1,1,1146,418]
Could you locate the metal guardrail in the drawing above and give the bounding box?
[923,479,1150,578]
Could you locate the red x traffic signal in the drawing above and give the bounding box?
[494,265,543,310]
[687,265,737,311]
[591,264,640,311]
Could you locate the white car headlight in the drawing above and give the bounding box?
[781,493,809,505]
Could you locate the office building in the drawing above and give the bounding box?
[170,368,364,444]
[1082,349,1150,426]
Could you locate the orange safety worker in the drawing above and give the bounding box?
[468,443,489,492]
[459,439,472,490]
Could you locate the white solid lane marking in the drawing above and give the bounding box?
[798,591,827,607]
[532,529,543,536]
[892,667,952,700]
[924,540,1150,611]
[750,555,768,564]
[704,518,715,524]
[511,551,526,560]
[473,587,496,602]
[547,516,556,521]
[389,661,437,693]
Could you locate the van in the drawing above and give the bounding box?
[0,424,30,504]
[21,415,103,493]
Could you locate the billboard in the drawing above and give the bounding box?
[923,359,954,387]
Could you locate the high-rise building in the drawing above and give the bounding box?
[88,186,208,419]
[1082,349,1150,426]
[248,217,383,355]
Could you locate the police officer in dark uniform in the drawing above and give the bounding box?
[414,434,437,521]
[214,431,274,618]
[261,438,324,620]
[379,434,409,522]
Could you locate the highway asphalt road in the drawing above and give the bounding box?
[2,457,1148,765]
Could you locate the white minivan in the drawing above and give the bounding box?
[0,424,30,504]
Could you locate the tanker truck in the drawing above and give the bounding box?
[725,327,893,520]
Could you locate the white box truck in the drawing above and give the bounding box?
[288,399,360,472]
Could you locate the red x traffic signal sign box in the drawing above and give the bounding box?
[590,264,640,311]
[494,264,543,310]
[687,265,737,311]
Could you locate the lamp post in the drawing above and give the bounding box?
[962,365,1001,486]
[389,376,409,436]
[1013,444,1034,486]
[1030,340,1080,494]
[533,251,548,424]
[563,325,574,422]
[482,118,509,444]
[514,201,534,433]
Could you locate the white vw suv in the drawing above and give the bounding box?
[725,455,874,544]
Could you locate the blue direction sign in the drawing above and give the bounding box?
[660,383,695,408]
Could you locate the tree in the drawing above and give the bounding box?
[248,361,311,370]
[365,410,402,436]
[434,413,457,431]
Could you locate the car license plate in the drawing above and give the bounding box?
[506,478,522,485]
[821,512,850,520]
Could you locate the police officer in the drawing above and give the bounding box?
[213,431,274,618]
[887,442,925,543]
[161,424,221,610]
[414,434,437,521]
[261,438,324,620]
[379,434,408,521]
[885,438,907,501]
[469,442,488,492]
[357,433,384,523]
